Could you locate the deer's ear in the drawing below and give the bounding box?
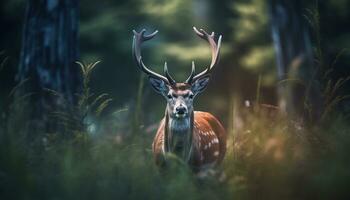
[192,75,210,95]
[149,77,169,95]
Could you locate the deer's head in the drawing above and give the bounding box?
[132,27,222,119]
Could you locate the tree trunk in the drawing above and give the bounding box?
[268,0,322,123]
[16,0,80,133]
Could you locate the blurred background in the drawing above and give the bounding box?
[1,0,350,199]
[1,0,349,128]
[1,0,350,128]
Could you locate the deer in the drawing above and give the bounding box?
[132,27,226,173]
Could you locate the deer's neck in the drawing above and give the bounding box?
[164,110,194,162]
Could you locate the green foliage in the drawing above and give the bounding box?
[1,1,350,200]
[305,5,350,120]
[322,75,350,120]
[43,61,112,143]
[1,53,350,200]
[2,98,350,199]
[76,61,113,118]
[230,0,276,86]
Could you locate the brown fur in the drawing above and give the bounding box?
[152,111,226,170]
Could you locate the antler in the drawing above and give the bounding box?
[132,29,176,85]
[186,27,222,84]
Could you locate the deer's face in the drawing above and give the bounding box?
[166,85,193,118]
[149,77,210,119]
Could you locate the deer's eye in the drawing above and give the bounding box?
[189,93,194,99]
[167,94,172,99]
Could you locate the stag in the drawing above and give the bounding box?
[132,27,226,172]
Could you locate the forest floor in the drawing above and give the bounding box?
[1,106,350,200]
[1,61,350,200]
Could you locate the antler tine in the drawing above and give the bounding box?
[185,61,196,83]
[164,62,176,85]
[188,27,222,83]
[132,29,172,84]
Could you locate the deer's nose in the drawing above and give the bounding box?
[176,106,187,115]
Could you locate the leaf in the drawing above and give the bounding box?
[322,95,350,120]
[91,93,109,108]
[323,68,333,79]
[43,88,68,105]
[95,98,112,117]
[76,61,86,75]
[0,56,9,72]
[112,107,129,116]
[87,60,101,73]
[331,48,348,69]
[10,92,36,108]
[8,78,30,98]
[277,78,305,86]
[331,77,350,98]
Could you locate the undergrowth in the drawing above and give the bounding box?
[0,59,350,200]
[1,5,350,198]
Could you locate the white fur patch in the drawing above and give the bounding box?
[169,118,190,133]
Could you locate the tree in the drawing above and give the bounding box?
[16,0,80,133]
[268,0,322,123]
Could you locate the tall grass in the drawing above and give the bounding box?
[1,5,350,198]
[1,57,350,200]
[304,5,350,121]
